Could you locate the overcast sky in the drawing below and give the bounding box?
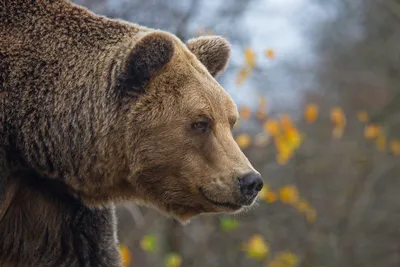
[213,0,338,114]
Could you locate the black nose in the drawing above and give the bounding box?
[238,172,263,198]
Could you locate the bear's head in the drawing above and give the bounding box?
[65,31,263,223]
[105,31,263,223]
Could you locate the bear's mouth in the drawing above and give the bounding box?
[198,186,242,210]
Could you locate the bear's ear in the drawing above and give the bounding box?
[186,36,231,77]
[118,32,174,94]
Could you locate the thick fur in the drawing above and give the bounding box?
[0,170,120,267]
[0,0,259,266]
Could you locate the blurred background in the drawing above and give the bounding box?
[73,0,400,266]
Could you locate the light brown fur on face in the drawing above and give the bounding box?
[116,37,260,223]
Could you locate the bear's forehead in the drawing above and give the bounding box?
[156,38,238,119]
[179,74,238,120]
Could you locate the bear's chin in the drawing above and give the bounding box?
[173,206,247,225]
[166,203,247,225]
[132,197,248,225]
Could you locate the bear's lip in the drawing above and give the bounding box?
[197,186,242,210]
[238,194,257,207]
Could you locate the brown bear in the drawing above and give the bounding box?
[0,0,263,266]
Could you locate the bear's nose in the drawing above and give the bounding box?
[238,172,263,199]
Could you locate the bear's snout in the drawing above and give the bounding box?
[237,172,263,205]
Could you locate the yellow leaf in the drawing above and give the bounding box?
[280,252,299,265]
[265,191,278,203]
[239,105,252,121]
[295,199,311,213]
[244,48,256,69]
[285,127,302,150]
[236,68,250,86]
[275,139,294,165]
[364,124,381,140]
[330,107,346,128]
[140,234,157,253]
[265,49,275,59]
[376,134,386,152]
[164,253,182,267]
[236,134,251,149]
[304,104,318,123]
[119,245,132,267]
[264,119,281,136]
[267,251,299,267]
[357,110,368,123]
[280,114,302,148]
[242,234,269,260]
[275,135,293,153]
[276,153,291,165]
[280,114,294,130]
[390,140,400,155]
[258,185,269,200]
[279,185,299,205]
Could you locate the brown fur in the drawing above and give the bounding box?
[186,36,231,77]
[0,0,260,266]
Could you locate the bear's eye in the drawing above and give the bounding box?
[191,120,210,133]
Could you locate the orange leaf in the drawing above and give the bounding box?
[364,124,381,140]
[239,105,252,121]
[280,114,294,130]
[265,191,278,203]
[264,119,280,136]
[330,107,346,127]
[265,49,275,59]
[304,104,318,123]
[236,68,250,86]
[244,48,256,69]
[357,110,368,123]
[236,134,251,149]
[390,140,400,155]
[119,245,132,267]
